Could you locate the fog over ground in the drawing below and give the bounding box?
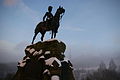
[0,40,120,68]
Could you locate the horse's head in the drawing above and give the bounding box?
[57,6,65,15]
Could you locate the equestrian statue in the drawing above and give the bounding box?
[32,6,65,44]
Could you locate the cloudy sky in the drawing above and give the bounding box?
[0,0,120,66]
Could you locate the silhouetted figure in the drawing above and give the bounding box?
[32,6,65,44]
[43,6,53,27]
[43,6,53,21]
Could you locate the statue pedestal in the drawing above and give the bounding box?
[13,39,75,80]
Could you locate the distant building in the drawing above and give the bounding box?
[98,61,106,71]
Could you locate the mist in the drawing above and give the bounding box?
[0,40,120,69]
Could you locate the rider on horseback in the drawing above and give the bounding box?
[32,6,65,43]
[43,6,53,27]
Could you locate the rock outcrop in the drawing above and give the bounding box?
[12,39,75,80]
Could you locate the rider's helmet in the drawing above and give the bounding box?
[48,6,53,12]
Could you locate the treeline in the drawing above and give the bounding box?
[86,59,120,80]
[86,69,120,80]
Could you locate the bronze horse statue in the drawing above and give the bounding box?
[32,6,65,44]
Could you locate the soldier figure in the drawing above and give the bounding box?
[43,6,53,27]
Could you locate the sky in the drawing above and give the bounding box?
[0,0,120,67]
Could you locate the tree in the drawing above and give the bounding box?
[118,65,120,72]
[108,59,117,71]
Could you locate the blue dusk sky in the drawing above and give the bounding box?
[0,0,120,65]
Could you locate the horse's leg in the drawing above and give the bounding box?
[32,32,38,44]
[53,27,58,38]
[41,32,46,41]
[51,30,54,39]
[54,32,57,38]
[53,29,58,38]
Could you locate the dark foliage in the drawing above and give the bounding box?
[86,70,120,80]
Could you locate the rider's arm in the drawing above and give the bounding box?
[43,12,47,21]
